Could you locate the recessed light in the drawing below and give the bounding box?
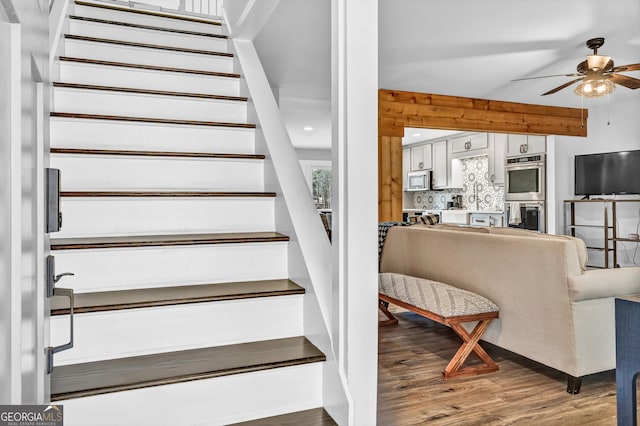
[303,126,314,132]
[412,133,421,137]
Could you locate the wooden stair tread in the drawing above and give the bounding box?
[59,191,276,198]
[51,279,304,315]
[50,112,256,129]
[51,148,265,160]
[52,82,247,101]
[230,408,337,426]
[75,1,223,26]
[58,56,240,78]
[64,34,233,57]
[51,232,289,250]
[69,15,228,39]
[51,336,325,401]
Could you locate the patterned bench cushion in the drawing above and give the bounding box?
[379,272,498,318]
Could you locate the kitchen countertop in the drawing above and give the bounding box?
[423,209,505,214]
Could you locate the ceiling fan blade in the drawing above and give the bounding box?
[541,78,584,96]
[611,63,640,73]
[610,73,640,89]
[512,73,581,81]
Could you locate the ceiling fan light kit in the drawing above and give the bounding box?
[574,76,616,98]
[586,54,612,71]
[512,37,640,98]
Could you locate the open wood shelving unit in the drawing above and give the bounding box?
[565,199,640,268]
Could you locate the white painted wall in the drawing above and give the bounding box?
[554,96,640,265]
[331,0,378,424]
[296,148,331,162]
[0,0,49,404]
[0,9,18,406]
[280,96,331,150]
[223,0,250,26]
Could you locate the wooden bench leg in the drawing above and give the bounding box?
[443,319,499,379]
[378,300,398,326]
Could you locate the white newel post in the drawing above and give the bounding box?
[331,0,378,424]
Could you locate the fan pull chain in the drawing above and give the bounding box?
[606,92,611,125]
[580,95,584,128]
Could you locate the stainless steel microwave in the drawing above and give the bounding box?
[505,154,545,201]
[406,170,431,191]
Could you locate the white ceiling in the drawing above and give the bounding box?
[254,0,640,148]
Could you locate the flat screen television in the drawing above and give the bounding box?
[575,150,640,197]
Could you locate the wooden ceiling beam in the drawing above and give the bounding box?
[379,90,586,120]
[379,91,588,138]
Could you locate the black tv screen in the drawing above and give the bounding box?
[575,150,640,196]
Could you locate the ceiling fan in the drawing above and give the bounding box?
[513,37,640,97]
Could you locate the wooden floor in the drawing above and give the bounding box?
[377,309,638,426]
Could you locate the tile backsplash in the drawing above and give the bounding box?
[409,155,505,211]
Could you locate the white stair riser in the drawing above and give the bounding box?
[73,4,224,35]
[57,198,275,237]
[53,88,248,122]
[50,119,256,154]
[64,39,233,73]
[51,155,264,191]
[52,296,303,365]
[69,19,229,52]
[53,242,288,292]
[58,61,241,96]
[61,363,323,426]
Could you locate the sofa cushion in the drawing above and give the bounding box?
[379,272,499,317]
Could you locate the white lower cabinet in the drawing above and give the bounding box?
[470,212,504,227]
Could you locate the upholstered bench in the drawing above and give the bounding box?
[378,272,500,379]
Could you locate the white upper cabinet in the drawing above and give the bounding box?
[525,135,546,155]
[450,133,488,154]
[488,133,506,185]
[507,134,546,157]
[432,141,448,189]
[410,144,432,171]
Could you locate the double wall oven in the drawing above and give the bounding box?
[505,154,546,232]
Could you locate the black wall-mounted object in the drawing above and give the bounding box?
[46,168,62,232]
[575,150,640,197]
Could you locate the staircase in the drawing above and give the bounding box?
[49,1,337,424]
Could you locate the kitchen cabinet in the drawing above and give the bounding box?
[431,141,462,189]
[410,144,432,171]
[431,141,448,188]
[470,212,504,227]
[507,134,546,157]
[488,133,506,185]
[402,148,410,191]
[450,133,488,154]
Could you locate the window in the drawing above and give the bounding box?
[311,167,331,209]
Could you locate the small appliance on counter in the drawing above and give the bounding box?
[446,195,463,209]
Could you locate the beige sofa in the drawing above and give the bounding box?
[380,224,640,392]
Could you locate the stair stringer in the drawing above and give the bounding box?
[50,0,73,80]
[233,39,351,425]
